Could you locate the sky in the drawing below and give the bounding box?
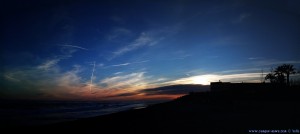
[1,0,300,101]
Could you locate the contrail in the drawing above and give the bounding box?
[60,45,88,50]
[90,61,96,93]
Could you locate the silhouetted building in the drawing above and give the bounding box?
[210,82,281,92]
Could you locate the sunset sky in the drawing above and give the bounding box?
[1,0,300,101]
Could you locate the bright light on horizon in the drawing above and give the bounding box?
[164,73,263,86]
[192,75,214,85]
[163,74,219,85]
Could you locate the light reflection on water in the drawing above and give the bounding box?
[0,100,159,126]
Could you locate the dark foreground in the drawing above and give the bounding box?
[12,86,300,133]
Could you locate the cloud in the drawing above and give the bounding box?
[57,69,82,87]
[59,45,88,50]
[1,65,86,99]
[100,72,147,90]
[1,69,55,99]
[107,28,132,41]
[1,43,155,101]
[89,72,155,100]
[4,74,20,82]
[172,54,192,60]
[248,57,262,60]
[111,32,155,58]
[141,84,210,95]
[97,63,104,67]
[109,28,170,60]
[107,24,181,60]
[37,59,60,71]
[233,13,251,23]
[108,60,149,67]
[1,58,152,100]
[112,63,130,67]
[156,78,168,82]
[145,77,169,86]
[107,84,209,99]
[220,68,261,74]
[1,55,103,100]
[106,92,140,97]
[114,72,123,75]
[163,51,193,60]
[215,73,263,82]
[37,45,80,71]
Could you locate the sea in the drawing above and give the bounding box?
[0,100,161,126]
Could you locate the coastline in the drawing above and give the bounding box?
[0,100,157,128]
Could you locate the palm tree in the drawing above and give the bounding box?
[265,64,297,85]
[265,64,297,86]
[274,65,286,84]
[265,73,277,83]
[265,67,282,83]
[280,64,296,86]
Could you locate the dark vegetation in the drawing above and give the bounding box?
[265,64,297,85]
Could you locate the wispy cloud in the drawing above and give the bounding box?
[144,77,168,86]
[107,23,181,60]
[4,74,20,82]
[108,25,182,60]
[233,13,251,23]
[110,32,157,59]
[173,54,192,60]
[0,44,94,100]
[114,72,123,75]
[215,73,263,82]
[1,64,97,100]
[100,72,147,90]
[107,27,132,41]
[112,63,130,67]
[37,45,83,71]
[97,63,104,67]
[140,84,210,95]
[59,44,88,50]
[220,68,261,74]
[57,68,83,87]
[2,55,152,100]
[248,57,262,60]
[37,59,60,71]
[108,60,149,67]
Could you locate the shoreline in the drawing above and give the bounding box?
[0,100,157,128]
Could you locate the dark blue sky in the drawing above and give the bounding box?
[1,0,300,101]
